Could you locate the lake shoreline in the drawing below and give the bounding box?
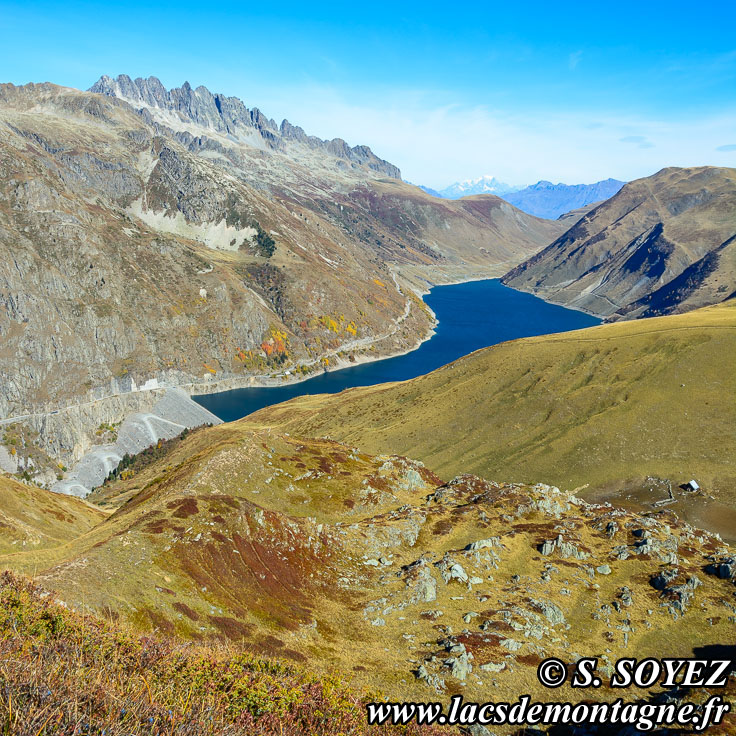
[498,280,609,320]
[187,288,439,399]
[193,278,601,422]
[187,267,514,400]
[44,276,600,496]
[188,276,607,404]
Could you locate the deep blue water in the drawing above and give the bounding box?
[193,279,600,422]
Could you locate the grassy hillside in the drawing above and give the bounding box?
[2,426,735,716]
[0,473,105,555]
[0,571,439,735]
[244,300,736,539]
[2,428,448,697]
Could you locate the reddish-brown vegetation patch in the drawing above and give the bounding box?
[417,466,444,485]
[208,615,255,640]
[173,601,200,621]
[431,518,453,535]
[141,606,175,635]
[365,474,391,492]
[1,572,444,735]
[144,518,169,534]
[167,497,199,518]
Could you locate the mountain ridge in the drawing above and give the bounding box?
[502,177,625,219]
[90,74,401,178]
[502,166,736,318]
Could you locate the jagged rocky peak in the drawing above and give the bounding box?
[89,74,401,178]
[90,74,278,136]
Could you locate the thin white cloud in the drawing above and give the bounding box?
[237,83,736,188]
[568,50,583,70]
[620,135,655,149]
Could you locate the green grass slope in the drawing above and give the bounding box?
[245,301,736,539]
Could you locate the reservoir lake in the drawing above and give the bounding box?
[194,279,600,422]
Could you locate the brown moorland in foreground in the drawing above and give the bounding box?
[0,571,444,735]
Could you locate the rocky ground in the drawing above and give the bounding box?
[2,425,733,718]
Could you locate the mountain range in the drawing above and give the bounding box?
[0,75,562,486]
[430,175,523,199]
[502,177,625,218]
[503,166,736,319]
[424,176,625,219]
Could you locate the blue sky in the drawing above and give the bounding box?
[2,0,735,187]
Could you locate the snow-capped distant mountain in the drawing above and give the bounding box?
[417,175,626,219]
[437,176,524,199]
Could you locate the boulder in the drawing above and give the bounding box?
[531,598,566,625]
[465,537,501,552]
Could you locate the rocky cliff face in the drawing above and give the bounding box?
[0,79,562,483]
[503,167,736,318]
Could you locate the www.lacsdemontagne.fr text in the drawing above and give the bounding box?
[366,694,731,732]
[367,657,733,731]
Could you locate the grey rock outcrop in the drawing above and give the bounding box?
[706,557,736,580]
[531,598,566,625]
[444,650,473,681]
[465,537,501,552]
[539,534,589,560]
[435,554,470,584]
[415,664,445,692]
[90,75,402,179]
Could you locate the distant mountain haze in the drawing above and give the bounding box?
[422,175,626,219]
[503,178,625,219]
[435,175,523,199]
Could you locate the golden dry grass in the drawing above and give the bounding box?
[0,474,106,555]
[244,301,736,538]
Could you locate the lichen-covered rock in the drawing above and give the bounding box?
[531,598,566,625]
[539,534,589,560]
[444,651,473,681]
[465,537,501,552]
